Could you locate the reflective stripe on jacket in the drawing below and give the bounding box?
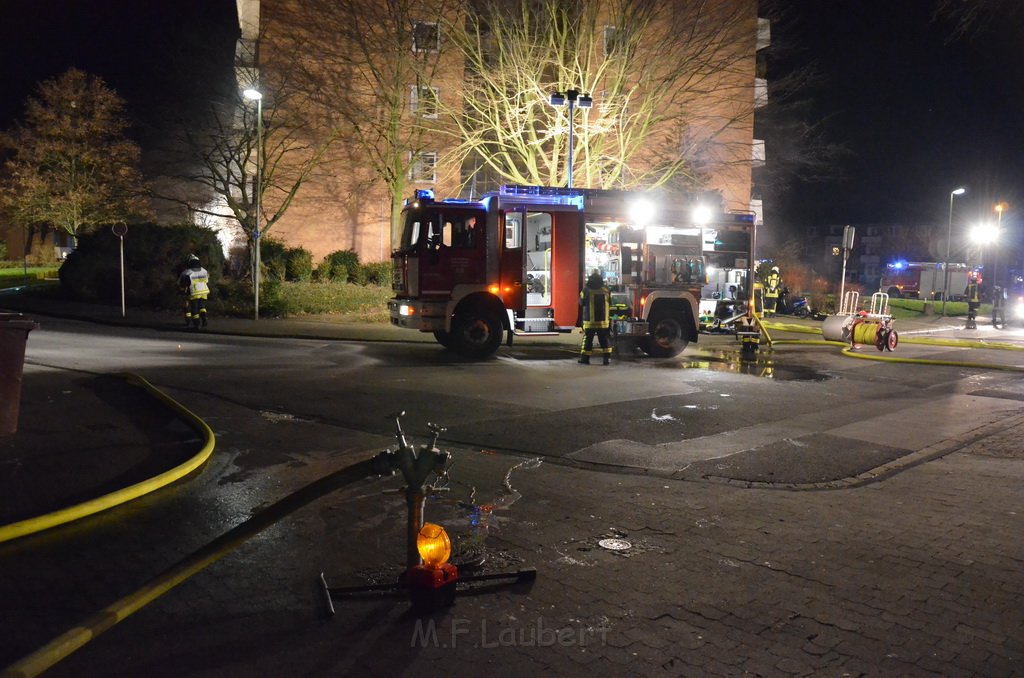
[580,286,611,329]
[765,273,781,298]
[966,282,980,303]
[184,268,210,300]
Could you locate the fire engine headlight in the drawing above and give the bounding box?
[1014,300,1024,319]
[399,304,415,316]
[416,523,451,568]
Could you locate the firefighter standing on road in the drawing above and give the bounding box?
[579,269,612,365]
[764,266,782,317]
[178,254,210,329]
[964,270,981,330]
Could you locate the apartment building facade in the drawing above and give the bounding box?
[234,0,770,264]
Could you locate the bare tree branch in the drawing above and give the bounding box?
[440,0,758,194]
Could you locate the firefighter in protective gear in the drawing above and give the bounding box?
[178,254,210,329]
[964,270,981,330]
[764,266,781,317]
[579,269,612,365]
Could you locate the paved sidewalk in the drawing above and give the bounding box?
[13,414,1022,677]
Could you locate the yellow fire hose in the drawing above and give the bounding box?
[0,373,216,544]
[764,322,1024,372]
[3,457,379,678]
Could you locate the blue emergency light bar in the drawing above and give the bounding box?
[496,185,585,208]
[499,185,582,197]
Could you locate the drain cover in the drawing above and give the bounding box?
[598,538,632,551]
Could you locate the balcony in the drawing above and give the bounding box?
[752,139,765,168]
[757,18,771,51]
[755,78,768,108]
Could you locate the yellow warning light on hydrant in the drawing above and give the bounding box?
[416,523,451,568]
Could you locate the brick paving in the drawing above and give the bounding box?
[21,419,1018,677]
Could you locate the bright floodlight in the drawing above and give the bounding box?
[630,198,657,226]
[243,88,263,101]
[970,222,999,244]
[692,205,713,225]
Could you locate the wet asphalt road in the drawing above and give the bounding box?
[20,316,1024,484]
[3,317,1024,675]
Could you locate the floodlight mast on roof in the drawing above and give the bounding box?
[549,89,593,189]
[941,186,966,317]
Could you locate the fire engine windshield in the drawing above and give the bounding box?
[394,209,427,253]
[394,207,485,253]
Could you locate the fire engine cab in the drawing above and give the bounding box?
[389,185,754,358]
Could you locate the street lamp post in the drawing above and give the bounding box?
[549,89,592,189]
[243,87,263,321]
[993,202,1007,296]
[941,187,966,316]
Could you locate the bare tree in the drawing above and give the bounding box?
[184,88,334,240]
[439,0,759,193]
[933,0,1021,41]
[154,34,341,276]
[0,69,150,243]
[270,0,453,234]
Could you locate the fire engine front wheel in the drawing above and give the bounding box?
[641,310,689,358]
[451,310,503,358]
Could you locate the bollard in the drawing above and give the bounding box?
[0,314,39,435]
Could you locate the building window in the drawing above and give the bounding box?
[409,151,437,183]
[412,22,440,53]
[410,85,439,119]
[603,25,623,56]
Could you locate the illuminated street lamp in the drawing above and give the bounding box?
[243,87,263,320]
[970,222,999,246]
[941,187,966,316]
[549,89,592,189]
[971,221,1000,291]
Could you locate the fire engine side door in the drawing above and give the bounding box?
[499,208,526,314]
[419,208,487,295]
[550,210,583,328]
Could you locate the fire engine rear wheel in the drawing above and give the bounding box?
[452,310,502,358]
[641,310,689,358]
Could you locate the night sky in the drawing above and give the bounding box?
[764,0,1024,236]
[1,1,1021,240]
[0,0,238,149]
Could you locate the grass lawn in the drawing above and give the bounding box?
[0,266,60,289]
[887,298,983,319]
[262,280,393,321]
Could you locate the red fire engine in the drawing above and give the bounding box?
[880,260,969,300]
[389,185,755,358]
